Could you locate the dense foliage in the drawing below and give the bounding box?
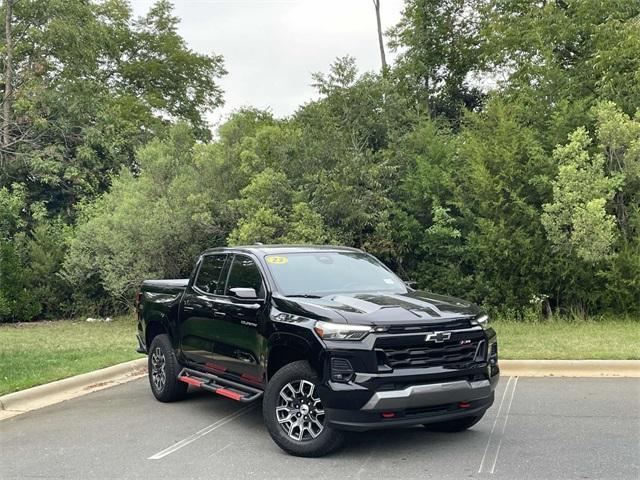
[1,0,639,321]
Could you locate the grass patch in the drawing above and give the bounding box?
[0,315,637,396]
[0,316,140,396]
[493,317,640,360]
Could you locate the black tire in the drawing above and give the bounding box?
[423,413,485,432]
[263,361,344,457]
[148,334,188,402]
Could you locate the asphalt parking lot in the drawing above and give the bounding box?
[1,376,638,480]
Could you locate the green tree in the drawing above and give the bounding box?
[389,0,485,122]
[62,125,228,311]
[0,239,40,321]
[388,120,467,289]
[227,168,292,245]
[1,0,226,218]
[0,184,41,321]
[593,102,640,240]
[454,101,554,308]
[542,127,622,262]
[20,220,71,318]
[13,1,640,319]
[480,0,640,148]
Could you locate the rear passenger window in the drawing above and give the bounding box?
[226,255,264,297]
[194,254,226,294]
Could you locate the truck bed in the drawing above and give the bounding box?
[140,279,189,294]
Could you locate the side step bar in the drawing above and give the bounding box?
[177,367,263,403]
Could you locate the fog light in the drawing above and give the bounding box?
[330,357,354,382]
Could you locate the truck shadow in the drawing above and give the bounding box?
[186,389,486,458]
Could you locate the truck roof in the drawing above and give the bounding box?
[201,244,363,256]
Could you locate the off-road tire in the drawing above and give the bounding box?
[148,334,188,402]
[263,361,344,457]
[423,413,485,432]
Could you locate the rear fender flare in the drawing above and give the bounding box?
[144,315,176,351]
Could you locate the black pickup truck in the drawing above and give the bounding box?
[135,245,499,457]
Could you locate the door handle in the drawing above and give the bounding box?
[183,305,195,311]
[213,309,226,317]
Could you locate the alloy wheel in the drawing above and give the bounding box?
[151,347,166,392]
[276,379,325,441]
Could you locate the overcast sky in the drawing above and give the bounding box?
[130,0,405,128]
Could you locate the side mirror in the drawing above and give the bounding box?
[229,287,258,299]
[404,280,418,289]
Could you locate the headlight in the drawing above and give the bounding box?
[314,320,372,341]
[472,314,490,330]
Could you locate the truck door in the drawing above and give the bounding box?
[211,254,266,383]
[179,253,228,363]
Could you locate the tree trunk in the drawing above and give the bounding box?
[373,0,387,73]
[2,0,13,155]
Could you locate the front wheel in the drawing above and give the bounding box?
[423,413,485,432]
[148,334,188,402]
[263,361,344,457]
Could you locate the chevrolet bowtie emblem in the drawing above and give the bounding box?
[425,331,451,343]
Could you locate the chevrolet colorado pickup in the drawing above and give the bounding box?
[135,245,499,457]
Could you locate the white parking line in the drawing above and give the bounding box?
[478,376,516,474]
[208,442,233,458]
[489,377,519,474]
[148,404,256,460]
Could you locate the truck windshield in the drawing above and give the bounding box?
[264,252,407,297]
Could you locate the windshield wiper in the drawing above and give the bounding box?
[286,294,323,299]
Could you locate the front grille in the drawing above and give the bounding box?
[377,333,485,369]
[386,318,472,334]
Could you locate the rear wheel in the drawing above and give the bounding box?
[148,334,188,402]
[423,413,485,432]
[263,361,344,457]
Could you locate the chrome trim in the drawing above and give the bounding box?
[361,379,492,411]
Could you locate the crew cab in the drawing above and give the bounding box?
[135,245,499,457]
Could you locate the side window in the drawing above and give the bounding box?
[194,254,227,294]
[226,255,264,298]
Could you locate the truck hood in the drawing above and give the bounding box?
[272,290,480,325]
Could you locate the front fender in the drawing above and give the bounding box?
[266,330,325,377]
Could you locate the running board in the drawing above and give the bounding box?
[177,367,263,403]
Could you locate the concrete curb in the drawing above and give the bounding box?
[0,358,147,420]
[1,358,637,421]
[500,360,640,377]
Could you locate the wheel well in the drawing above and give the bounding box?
[146,322,167,349]
[267,345,310,380]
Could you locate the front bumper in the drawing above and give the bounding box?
[326,394,494,431]
[319,367,499,431]
[361,377,493,410]
[317,325,499,431]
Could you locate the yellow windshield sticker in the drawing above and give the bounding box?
[266,255,288,265]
